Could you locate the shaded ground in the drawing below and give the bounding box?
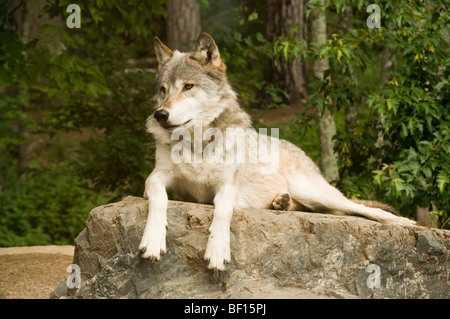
[0,246,74,299]
[249,100,308,125]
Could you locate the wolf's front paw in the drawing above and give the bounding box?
[139,219,167,261]
[204,231,231,271]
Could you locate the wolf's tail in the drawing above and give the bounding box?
[350,199,400,216]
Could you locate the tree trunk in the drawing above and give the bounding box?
[12,0,31,180]
[380,46,394,87]
[265,0,308,103]
[10,0,60,180]
[342,7,358,133]
[416,206,440,228]
[311,0,339,182]
[318,110,339,182]
[376,22,394,148]
[167,0,201,51]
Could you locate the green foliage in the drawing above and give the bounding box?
[0,165,108,246]
[276,0,449,224]
[364,1,450,215]
[0,0,164,246]
[207,5,289,109]
[273,27,308,65]
[36,1,160,196]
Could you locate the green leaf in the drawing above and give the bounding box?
[86,81,109,97]
[392,177,405,197]
[386,99,392,110]
[41,24,59,36]
[373,170,386,187]
[437,173,448,194]
[248,11,258,21]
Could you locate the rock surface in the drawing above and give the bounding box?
[52,196,449,299]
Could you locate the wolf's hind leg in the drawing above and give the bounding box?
[287,175,416,226]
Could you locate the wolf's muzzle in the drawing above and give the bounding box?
[154,109,169,124]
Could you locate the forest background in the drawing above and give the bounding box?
[0,0,448,246]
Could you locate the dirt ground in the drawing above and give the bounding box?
[0,245,74,299]
[249,99,308,126]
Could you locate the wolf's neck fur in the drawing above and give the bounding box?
[186,91,252,150]
[208,95,252,132]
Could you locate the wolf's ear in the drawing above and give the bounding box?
[154,37,173,68]
[191,33,226,71]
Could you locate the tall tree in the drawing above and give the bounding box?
[311,0,339,182]
[265,0,308,103]
[167,0,201,51]
[375,20,394,149]
[10,0,56,180]
[341,6,358,133]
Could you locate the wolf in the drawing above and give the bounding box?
[139,33,416,271]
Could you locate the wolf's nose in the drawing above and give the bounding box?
[154,109,169,123]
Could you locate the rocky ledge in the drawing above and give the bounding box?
[51,196,449,299]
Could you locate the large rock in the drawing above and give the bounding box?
[51,196,449,299]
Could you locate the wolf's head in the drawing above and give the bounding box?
[149,33,243,134]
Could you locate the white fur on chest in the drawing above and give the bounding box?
[170,161,238,204]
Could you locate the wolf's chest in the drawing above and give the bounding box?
[177,162,212,181]
[170,162,236,203]
[173,161,233,185]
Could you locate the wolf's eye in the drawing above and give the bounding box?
[183,83,194,91]
[160,87,166,95]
